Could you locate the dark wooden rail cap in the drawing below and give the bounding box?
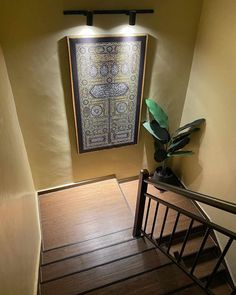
[145,178,236,215]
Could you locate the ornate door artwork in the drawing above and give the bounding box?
[67,35,147,153]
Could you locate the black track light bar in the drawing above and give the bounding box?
[63,9,154,15]
[63,9,154,26]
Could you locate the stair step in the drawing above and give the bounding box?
[41,228,133,265]
[40,248,170,295]
[202,270,233,295]
[156,223,206,245]
[88,263,195,295]
[171,284,206,295]
[147,211,204,240]
[195,259,225,280]
[41,237,154,283]
[183,254,225,280]
[169,235,216,258]
[210,279,233,295]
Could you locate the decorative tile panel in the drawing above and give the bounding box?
[68,35,147,153]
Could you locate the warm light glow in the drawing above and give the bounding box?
[111,24,146,36]
[80,26,96,36]
[67,26,103,37]
[119,25,136,35]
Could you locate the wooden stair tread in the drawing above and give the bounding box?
[205,271,234,294]
[210,280,233,295]
[169,235,216,258]
[42,228,133,265]
[185,256,225,279]
[152,214,201,239]
[146,215,203,240]
[40,248,170,295]
[171,284,207,294]
[88,263,194,295]
[41,237,154,282]
[156,223,206,246]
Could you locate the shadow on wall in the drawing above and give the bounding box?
[172,124,206,188]
[57,35,158,181]
[143,35,158,103]
[141,35,159,171]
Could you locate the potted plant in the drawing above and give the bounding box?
[143,98,205,186]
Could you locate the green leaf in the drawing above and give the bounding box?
[167,137,190,153]
[143,121,170,143]
[167,151,194,157]
[171,127,200,144]
[171,132,190,145]
[143,121,160,140]
[154,139,164,152]
[175,118,205,134]
[150,120,170,143]
[145,99,168,129]
[154,149,167,162]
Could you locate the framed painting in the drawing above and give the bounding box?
[67,34,148,153]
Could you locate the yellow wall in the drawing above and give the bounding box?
[176,0,236,280]
[0,47,41,295]
[0,0,202,190]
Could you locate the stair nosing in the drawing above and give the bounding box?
[163,282,205,295]
[42,226,133,253]
[41,236,137,267]
[41,246,156,284]
[76,262,174,295]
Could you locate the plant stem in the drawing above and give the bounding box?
[162,159,167,175]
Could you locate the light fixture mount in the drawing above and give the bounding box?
[63,9,154,26]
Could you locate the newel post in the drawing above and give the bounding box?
[133,169,149,237]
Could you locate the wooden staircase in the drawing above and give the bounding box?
[38,176,235,295]
[159,224,233,294]
[39,229,207,295]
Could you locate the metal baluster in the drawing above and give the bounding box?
[158,206,169,245]
[231,287,236,295]
[206,237,233,289]
[133,169,149,237]
[150,202,159,239]
[167,212,181,254]
[177,219,195,263]
[190,227,211,274]
[143,198,151,233]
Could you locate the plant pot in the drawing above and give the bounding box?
[151,166,183,188]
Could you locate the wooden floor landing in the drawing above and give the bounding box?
[39,178,133,251]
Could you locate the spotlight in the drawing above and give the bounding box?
[63,9,154,26]
[129,10,136,26]
[86,11,93,26]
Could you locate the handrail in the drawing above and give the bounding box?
[145,192,236,240]
[145,178,236,215]
[133,170,236,294]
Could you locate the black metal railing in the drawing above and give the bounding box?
[133,170,236,294]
